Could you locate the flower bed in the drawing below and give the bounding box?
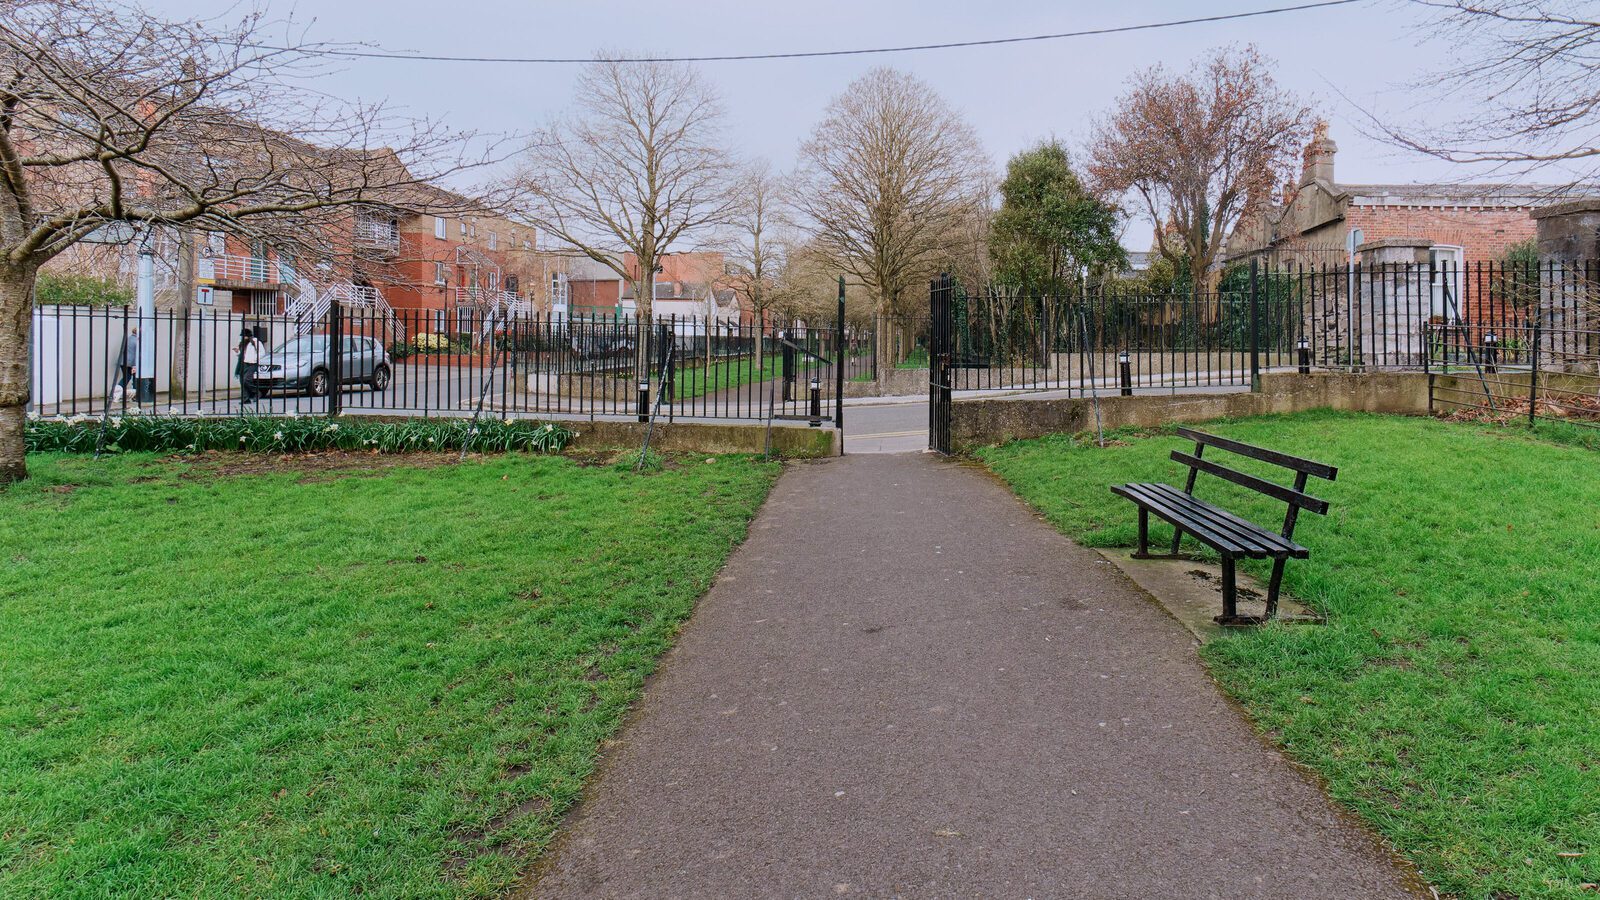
[25,415,575,455]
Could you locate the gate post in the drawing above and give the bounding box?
[928,273,953,454]
[1249,258,1262,392]
[836,276,846,454]
[328,299,342,417]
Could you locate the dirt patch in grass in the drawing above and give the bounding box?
[173,449,464,479]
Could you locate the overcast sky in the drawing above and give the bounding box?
[148,0,1473,248]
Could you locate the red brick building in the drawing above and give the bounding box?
[1225,125,1562,272]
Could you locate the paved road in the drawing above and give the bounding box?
[525,454,1423,898]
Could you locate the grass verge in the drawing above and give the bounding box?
[978,410,1600,899]
[0,450,777,898]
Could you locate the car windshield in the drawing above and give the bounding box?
[271,336,328,355]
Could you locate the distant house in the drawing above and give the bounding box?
[562,251,739,324]
[1224,125,1568,273]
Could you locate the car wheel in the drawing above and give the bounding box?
[308,368,330,397]
[371,364,392,391]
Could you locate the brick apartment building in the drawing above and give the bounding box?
[42,153,568,340]
[563,251,741,325]
[1225,124,1565,273]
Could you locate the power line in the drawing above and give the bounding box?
[272,1,1363,65]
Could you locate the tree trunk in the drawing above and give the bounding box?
[0,264,39,484]
[170,229,196,397]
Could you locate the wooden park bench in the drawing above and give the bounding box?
[1110,428,1338,627]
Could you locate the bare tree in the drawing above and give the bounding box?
[791,67,990,360]
[517,56,739,332]
[0,0,488,483]
[724,160,787,331]
[1087,46,1312,293]
[1369,2,1600,186]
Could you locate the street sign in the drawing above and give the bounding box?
[196,285,214,307]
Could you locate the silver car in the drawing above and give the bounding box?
[256,335,393,397]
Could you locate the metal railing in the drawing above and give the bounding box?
[26,305,869,426]
[927,259,1600,398]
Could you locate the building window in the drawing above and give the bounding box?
[488,232,499,251]
[434,217,447,239]
[523,239,532,251]
[459,220,468,237]
[434,261,447,286]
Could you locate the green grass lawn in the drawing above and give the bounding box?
[672,354,779,399]
[0,451,777,898]
[979,411,1600,899]
[896,348,928,369]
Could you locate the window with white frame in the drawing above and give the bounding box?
[459,219,468,237]
[434,216,447,239]
[488,232,498,251]
[434,261,447,285]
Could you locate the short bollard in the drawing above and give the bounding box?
[808,377,822,426]
[1483,331,1499,374]
[1297,337,1311,374]
[637,379,650,422]
[1118,350,1132,397]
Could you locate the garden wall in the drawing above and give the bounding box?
[949,373,1430,451]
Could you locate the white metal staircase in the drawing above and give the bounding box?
[284,275,406,342]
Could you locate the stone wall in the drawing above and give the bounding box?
[948,373,1431,452]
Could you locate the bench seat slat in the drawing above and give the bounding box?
[1141,485,1307,557]
[1112,482,1307,559]
[1112,484,1265,555]
[1117,484,1291,558]
[1111,483,1270,555]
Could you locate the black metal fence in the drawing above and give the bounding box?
[930,259,1599,396]
[28,304,870,426]
[1429,320,1600,429]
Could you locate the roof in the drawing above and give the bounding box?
[1336,183,1575,209]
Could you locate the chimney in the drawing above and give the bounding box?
[1300,120,1336,187]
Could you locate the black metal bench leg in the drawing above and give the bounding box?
[1265,558,1286,619]
[1220,557,1238,621]
[1169,526,1183,556]
[1137,507,1149,556]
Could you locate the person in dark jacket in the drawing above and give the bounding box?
[235,328,263,404]
[111,326,138,403]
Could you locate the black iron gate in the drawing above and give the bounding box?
[929,274,953,454]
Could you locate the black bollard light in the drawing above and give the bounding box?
[1483,331,1499,374]
[1297,337,1311,374]
[808,377,822,426]
[637,379,650,422]
[1118,350,1132,397]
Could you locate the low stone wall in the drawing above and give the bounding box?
[949,373,1430,451]
[568,420,836,458]
[1430,370,1597,411]
[843,367,927,399]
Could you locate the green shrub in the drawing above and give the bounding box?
[34,272,134,307]
[25,415,575,455]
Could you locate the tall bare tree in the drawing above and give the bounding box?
[517,56,739,331]
[1087,46,1312,292]
[1372,2,1600,185]
[0,0,486,483]
[791,67,990,359]
[724,160,786,330]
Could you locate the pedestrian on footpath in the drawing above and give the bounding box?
[236,328,263,405]
[110,325,139,404]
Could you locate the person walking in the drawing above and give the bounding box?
[111,325,139,404]
[236,328,263,405]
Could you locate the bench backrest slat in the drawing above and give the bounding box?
[1170,450,1331,516]
[1174,428,1338,481]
